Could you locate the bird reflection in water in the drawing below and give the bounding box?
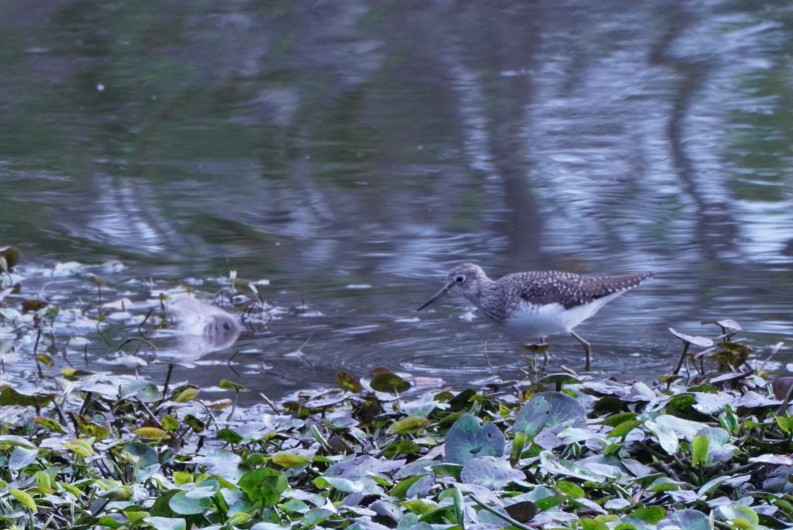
[167,293,241,359]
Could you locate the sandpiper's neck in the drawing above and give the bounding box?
[464,273,502,321]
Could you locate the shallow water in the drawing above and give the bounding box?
[1,1,792,402]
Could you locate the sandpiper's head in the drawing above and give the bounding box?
[417,263,487,311]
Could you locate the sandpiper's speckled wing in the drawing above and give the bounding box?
[508,271,655,309]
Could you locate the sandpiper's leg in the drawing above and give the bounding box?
[538,337,549,368]
[570,331,591,371]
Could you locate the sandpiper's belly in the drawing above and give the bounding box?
[501,302,572,339]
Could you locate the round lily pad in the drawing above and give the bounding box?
[444,414,505,464]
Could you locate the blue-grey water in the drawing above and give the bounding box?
[1,1,792,401]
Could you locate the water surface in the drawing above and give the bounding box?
[1,0,792,402]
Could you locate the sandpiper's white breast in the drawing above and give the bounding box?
[501,291,627,340]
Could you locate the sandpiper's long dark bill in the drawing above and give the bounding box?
[417,263,655,370]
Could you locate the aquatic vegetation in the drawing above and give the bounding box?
[0,358,789,529]
[0,251,791,529]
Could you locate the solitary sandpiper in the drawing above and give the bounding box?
[417,263,655,371]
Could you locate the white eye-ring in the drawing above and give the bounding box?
[454,275,465,284]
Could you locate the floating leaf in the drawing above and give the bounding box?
[579,518,609,530]
[460,456,523,490]
[0,386,56,407]
[33,416,67,434]
[514,392,586,438]
[239,468,287,505]
[402,498,439,515]
[314,476,364,493]
[169,487,215,515]
[444,415,505,464]
[627,506,667,524]
[505,500,537,523]
[716,504,759,527]
[218,428,244,444]
[142,517,186,530]
[369,370,411,394]
[133,427,170,440]
[272,451,311,469]
[388,416,431,434]
[556,480,585,499]
[9,446,39,470]
[658,509,711,530]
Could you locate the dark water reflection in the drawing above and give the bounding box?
[1,1,792,402]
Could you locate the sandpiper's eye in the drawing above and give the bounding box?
[454,275,465,284]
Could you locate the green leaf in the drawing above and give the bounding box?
[173,387,200,403]
[161,414,178,433]
[460,456,523,490]
[218,379,248,391]
[336,371,363,393]
[217,428,244,444]
[402,498,438,515]
[0,386,56,407]
[314,476,364,493]
[775,414,793,434]
[32,416,67,434]
[142,516,186,530]
[660,509,711,530]
[691,435,709,467]
[444,414,505,464]
[239,469,288,505]
[388,416,431,434]
[63,438,95,458]
[610,419,644,439]
[9,446,39,471]
[391,474,426,499]
[556,480,585,499]
[602,412,637,427]
[271,451,311,469]
[514,392,586,438]
[510,431,526,464]
[628,506,666,523]
[369,370,411,393]
[169,488,214,515]
[580,518,610,530]
[9,488,37,512]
